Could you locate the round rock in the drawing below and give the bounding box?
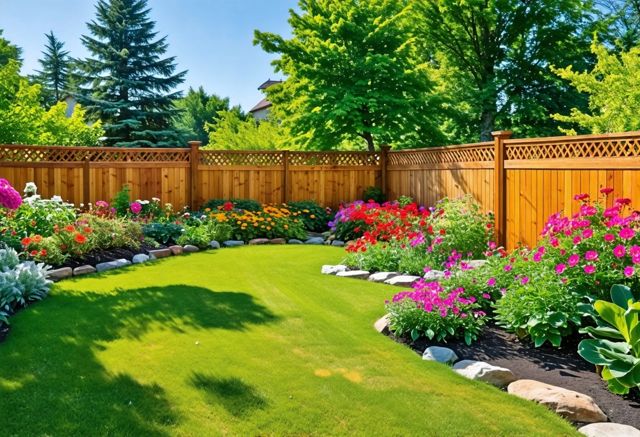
[422,346,459,365]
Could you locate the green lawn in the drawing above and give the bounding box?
[0,246,576,436]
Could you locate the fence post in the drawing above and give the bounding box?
[282,150,290,203]
[380,145,391,197]
[492,130,512,247]
[188,141,201,210]
[82,156,91,209]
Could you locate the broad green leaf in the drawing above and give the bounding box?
[611,284,633,309]
[578,339,614,366]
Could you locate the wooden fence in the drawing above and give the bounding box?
[2,130,640,250]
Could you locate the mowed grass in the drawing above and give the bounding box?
[0,246,577,436]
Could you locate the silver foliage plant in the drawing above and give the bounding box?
[0,247,52,324]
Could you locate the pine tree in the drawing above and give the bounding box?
[0,29,22,67]
[33,32,71,108]
[76,0,186,147]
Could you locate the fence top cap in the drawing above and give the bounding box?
[491,131,513,138]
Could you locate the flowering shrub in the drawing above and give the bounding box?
[0,179,22,210]
[341,196,492,275]
[176,222,233,248]
[285,200,332,232]
[209,204,308,241]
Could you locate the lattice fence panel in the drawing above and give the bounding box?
[506,138,640,160]
[388,144,494,166]
[0,146,93,162]
[90,149,190,162]
[288,152,380,166]
[200,151,285,166]
[0,145,190,163]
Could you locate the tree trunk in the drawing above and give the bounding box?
[479,109,495,142]
[362,131,375,152]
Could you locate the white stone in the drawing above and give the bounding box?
[132,254,150,264]
[331,240,345,247]
[335,270,370,279]
[368,272,399,282]
[321,264,348,275]
[423,270,446,281]
[47,267,72,281]
[374,314,390,333]
[453,360,516,387]
[422,346,458,365]
[579,423,640,437]
[96,259,131,272]
[508,379,607,423]
[385,275,421,287]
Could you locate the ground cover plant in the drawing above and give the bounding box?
[0,246,577,436]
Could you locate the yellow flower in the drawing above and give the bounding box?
[284,224,289,229]
[254,223,259,227]
[266,226,272,230]
[310,214,316,219]
[303,209,309,213]
[236,221,242,225]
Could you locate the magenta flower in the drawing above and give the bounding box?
[573,236,582,245]
[555,263,566,274]
[624,266,635,277]
[585,250,599,261]
[550,237,559,247]
[582,228,593,239]
[584,264,596,274]
[603,233,615,242]
[504,264,513,272]
[482,293,491,299]
[600,187,614,195]
[487,277,496,287]
[520,276,529,285]
[568,253,580,267]
[630,245,640,257]
[533,252,543,262]
[130,201,142,215]
[574,193,590,201]
[0,178,22,210]
[613,245,626,258]
[620,228,635,240]
[615,198,632,206]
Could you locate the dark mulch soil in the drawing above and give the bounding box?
[58,243,162,269]
[394,324,640,429]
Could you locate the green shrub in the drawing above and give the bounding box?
[285,200,331,232]
[203,198,261,212]
[362,186,385,203]
[176,222,233,248]
[4,195,76,239]
[142,222,184,245]
[578,284,640,395]
[83,215,143,251]
[111,186,132,217]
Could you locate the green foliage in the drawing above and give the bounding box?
[0,60,102,145]
[76,0,187,147]
[203,198,262,212]
[142,222,184,245]
[415,0,594,141]
[494,265,584,347]
[285,200,331,232]
[32,32,71,108]
[176,222,233,248]
[173,87,244,145]
[254,0,445,151]
[578,284,640,395]
[111,186,132,217]
[362,186,385,204]
[5,195,77,239]
[0,29,22,67]
[82,215,143,252]
[205,111,290,150]
[552,39,640,134]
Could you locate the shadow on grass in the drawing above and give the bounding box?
[0,285,279,436]
[189,372,268,417]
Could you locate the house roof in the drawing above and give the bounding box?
[258,79,282,90]
[249,98,272,113]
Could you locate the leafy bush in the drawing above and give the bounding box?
[203,198,261,212]
[142,222,184,245]
[111,186,132,217]
[578,284,640,395]
[285,200,331,232]
[362,186,385,203]
[4,194,76,239]
[208,204,307,241]
[176,222,233,248]
[0,246,51,325]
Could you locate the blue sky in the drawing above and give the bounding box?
[0,0,296,111]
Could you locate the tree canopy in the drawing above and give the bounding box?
[32,32,72,108]
[76,0,186,147]
[205,111,291,150]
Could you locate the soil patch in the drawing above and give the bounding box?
[394,324,640,428]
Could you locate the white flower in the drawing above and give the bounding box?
[23,182,38,196]
[152,197,160,202]
[51,195,63,203]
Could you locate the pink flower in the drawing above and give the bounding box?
[520,276,529,285]
[533,252,543,262]
[604,207,620,219]
[585,250,598,261]
[615,198,632,206]
[503,264,513,272]
[604,233,615,242]
[95,200,109,208]
[550,237,559,247]
[613,245,626,258]
[574,193,590,201]
[633,254,640,265]
[624,266,635,277]
[130,201,142,215]
[482,293,491,299]
[630,245,640,257]
[600,187,614,195]
[0,179,22,210]
[582,228,593,239]
[555,263,566,274]
[568,253,580,267]
[573,236,582,245]
[487,277,496,287]
[584,264,596,274]
[619,228,635,240]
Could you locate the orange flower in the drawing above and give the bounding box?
[74,233,87,244]
[33,235,43,243]
[64,225,76,233]
[21,237,32,247]
[83,227,93,234]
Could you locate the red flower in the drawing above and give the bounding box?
[573,193,590,201]
[21,237,32,247]
[439,228,446,235]
[74,233,87,244]
[600,187,614,195]
[30,250,38,256]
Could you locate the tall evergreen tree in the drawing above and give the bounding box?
[76,0,186,147]
[0,29,22,67]
[33,32,71,108]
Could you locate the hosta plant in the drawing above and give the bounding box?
[578,284,640,395]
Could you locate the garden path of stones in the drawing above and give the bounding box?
[323,262,640,437]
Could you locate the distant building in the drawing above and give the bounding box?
[249,79,282,120]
